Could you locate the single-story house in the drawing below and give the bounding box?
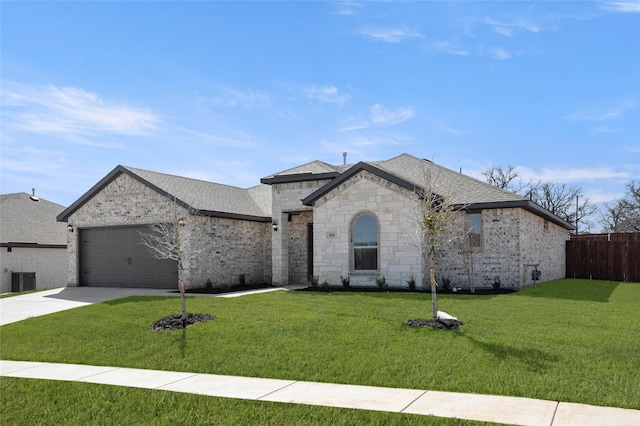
[57,154,573,290]
[1,192,68,293]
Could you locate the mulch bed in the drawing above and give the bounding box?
[150,313,214,331]
[404,318,464,330]
[297,286,516,295]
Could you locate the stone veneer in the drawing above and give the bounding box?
[313,170,424,287]
[66,173,271,289]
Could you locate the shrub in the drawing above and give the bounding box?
[220,282,231,291]
[441,277,451,291]
[340,275,350,288]
[376,275,388,290]
[205,279,213,290]
[322,280,330,290]
[492,276,501,289]
[309,275,319,287]
[406,275,416,290]
[239,273,246,286]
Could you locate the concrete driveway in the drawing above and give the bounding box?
[0,285,295,326]
[0,287,176,326]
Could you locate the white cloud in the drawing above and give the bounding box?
[369,104,413,127]
[436,122,468,135]
[482,16,542,34]
[566,101,637,121]
[2,82,158,136]
[211,87,269,107]
[333,1,362,16]
[489,46,512,60]
[305,85,350,104]
[433,40,471,56]
[602,1,640,13]
[359,27,424,43]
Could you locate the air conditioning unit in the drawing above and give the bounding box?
[11,272,36,292]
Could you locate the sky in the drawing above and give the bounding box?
[1,1,639,231]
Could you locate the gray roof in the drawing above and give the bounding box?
[373,153,525,205]
[1,193,67,246]
[58,166,272,223]
[297,153,573,230]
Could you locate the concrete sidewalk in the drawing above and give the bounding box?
[2,360,639,425]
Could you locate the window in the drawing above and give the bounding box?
[468,213,482,248]
[353,214,378,270]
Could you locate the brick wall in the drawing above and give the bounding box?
[437,208,569,289]
[270,179,327,285]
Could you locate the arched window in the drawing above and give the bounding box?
[353,214,378,271]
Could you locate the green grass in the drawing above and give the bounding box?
[1,279,639,412]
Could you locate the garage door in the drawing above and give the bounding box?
[80,226,178,289]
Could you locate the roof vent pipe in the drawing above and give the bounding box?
[343,152,347,165]
[30,188,40,202]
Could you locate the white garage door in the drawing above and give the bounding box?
[80,226,178,289]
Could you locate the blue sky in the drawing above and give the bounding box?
[1,1,639,230]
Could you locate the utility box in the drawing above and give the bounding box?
[11,272,36,292]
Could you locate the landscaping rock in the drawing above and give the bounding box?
[151,313,213,331]
[404,318,463,330]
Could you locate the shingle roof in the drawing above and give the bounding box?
[1,193,67,245]
[124,167,271,219]
[299,153,573,230]
[373,153,525,205]
[57,166,272,222]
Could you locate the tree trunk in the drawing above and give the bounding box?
[180,293,187,329]
[429,249,438,320]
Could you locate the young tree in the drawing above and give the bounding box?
[412,170,466,320]
[139,202,191,328]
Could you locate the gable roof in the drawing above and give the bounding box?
[1,193,67,247]
[301,153,574,230]
[260,160,350,184]
[57,166,272,223]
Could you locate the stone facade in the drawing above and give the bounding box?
[313,170,423,287]
[65,173,271,289]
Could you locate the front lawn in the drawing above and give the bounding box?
[1,279,638,410]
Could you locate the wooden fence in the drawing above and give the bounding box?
[566,233,640,282]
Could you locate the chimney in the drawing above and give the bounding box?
[342,152,347,165]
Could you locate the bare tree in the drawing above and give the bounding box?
[139,203,190,327]
[412,170,466,320]
[482,165,597,232]
[482,165,520,190]
[481,165,534,194]
[528,182,597,232]
[602,181,640,232]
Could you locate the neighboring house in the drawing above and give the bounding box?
[1,193,67,293]
[58,154,573,290]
